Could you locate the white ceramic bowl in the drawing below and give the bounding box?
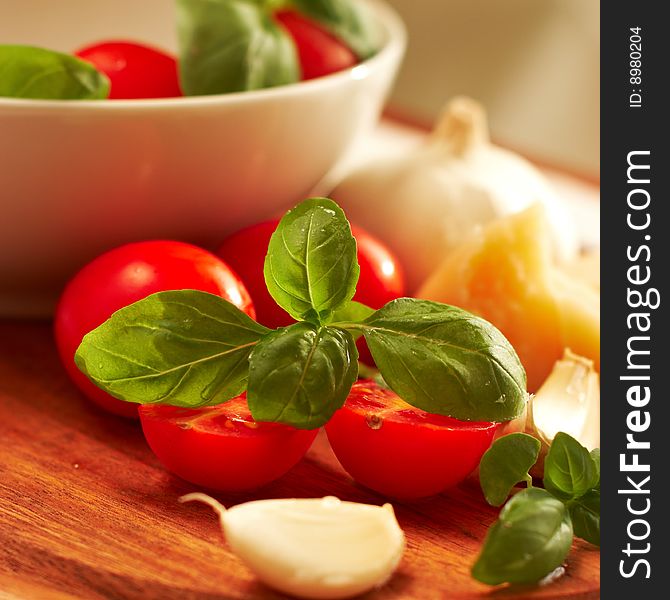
[0,0,405,317]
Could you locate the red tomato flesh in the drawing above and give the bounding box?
[274,10,357,80]
[75,40,181,99]
[139,395,317,492]
[54,240,254,418]
[216,220,406,330]
[325,381,498,499]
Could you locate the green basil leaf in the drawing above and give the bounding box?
[359,298,527,421]
[472,488,573,585]
[177,0,299,95]
[247,322,358,429]
[569,489,600,546]
[264,198,359,324]
[479,433,541,507]
[590,448,600,491]
[75,290,270,407]
[290,0,383,59]
[543,432,599,501]
[329,300,374,325]
[0,45,109,100]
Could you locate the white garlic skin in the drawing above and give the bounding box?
[331,97,578,291]
[181,494,405,599]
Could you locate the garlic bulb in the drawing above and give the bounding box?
[180,494,405,599]
[499,349,599,475]
[331,96,578,291]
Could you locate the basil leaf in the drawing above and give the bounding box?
[591,448,600,490]
[247,322,358,429]
[543,432,599,501]
[75,290,269,407]
[479,433,541,507]
[569,489,600,546]
[264,198,359,324]
[329,300,374,325]
[0,45,109,100]
[290,0,383,59]
[177,0,299,95]
[472,488,573,585]
[359,299,527,421]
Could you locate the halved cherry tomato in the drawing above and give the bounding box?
[139,395,317,491]
[74,41,181,99]
[325,381,498,499]
[274,10,357,80]
[54,240,254,418]
[215,220,406,330]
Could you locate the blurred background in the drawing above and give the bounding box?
[1,0,600,177]
[385,0,599,178]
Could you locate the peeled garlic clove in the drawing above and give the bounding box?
[531,349,600,451]
[180,493,405,600]
[497,350,599,477]
[495,349,599,476]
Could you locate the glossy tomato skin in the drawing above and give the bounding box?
[325,381,499,499]
[139,396,318,491]
[55,240,254,418]
[74,41,181,99]
[274,10,357,80]
[216,220,406,330]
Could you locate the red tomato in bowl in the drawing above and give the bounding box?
[274,10,357,80]
[139,395,317,491]
[54,240,254,418]
[74,41,181,99]
[215,220,406,330]
[325,381,498,499]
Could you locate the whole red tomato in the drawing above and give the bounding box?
[74,41,181,99]
[274,10,357,80]
[326,381,498,499]
[139,395,317,491]
[215,220,406,330]
[54,240,254,418]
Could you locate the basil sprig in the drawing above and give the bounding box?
[247,322,358,429]
[0,45,109,100]
[473,488,573,586]
[478,433,540,507]
[543,432,600,501]
[76,290,270,406]
[473,432,600,585]
[357,300,527,422]
[264,198,359,324]
[75,197,527,429]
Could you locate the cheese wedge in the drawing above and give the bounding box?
[418,205,600,391]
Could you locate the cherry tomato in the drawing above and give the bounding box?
[325,381,498,499]
[216,220,287,329]
[55,240,254,418]
[215,220,406,330]
[274,10,357,80]
[74,41,181,99]
[139,395,317,491]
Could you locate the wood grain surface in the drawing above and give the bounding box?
[0,321,599,600]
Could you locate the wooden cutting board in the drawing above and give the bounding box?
[0,321,599,600]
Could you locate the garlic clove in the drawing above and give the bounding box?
[497,350,599,477]
[531,349,600,451]
[180,494,405,600]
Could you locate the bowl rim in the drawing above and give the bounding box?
[0,0,406,112]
